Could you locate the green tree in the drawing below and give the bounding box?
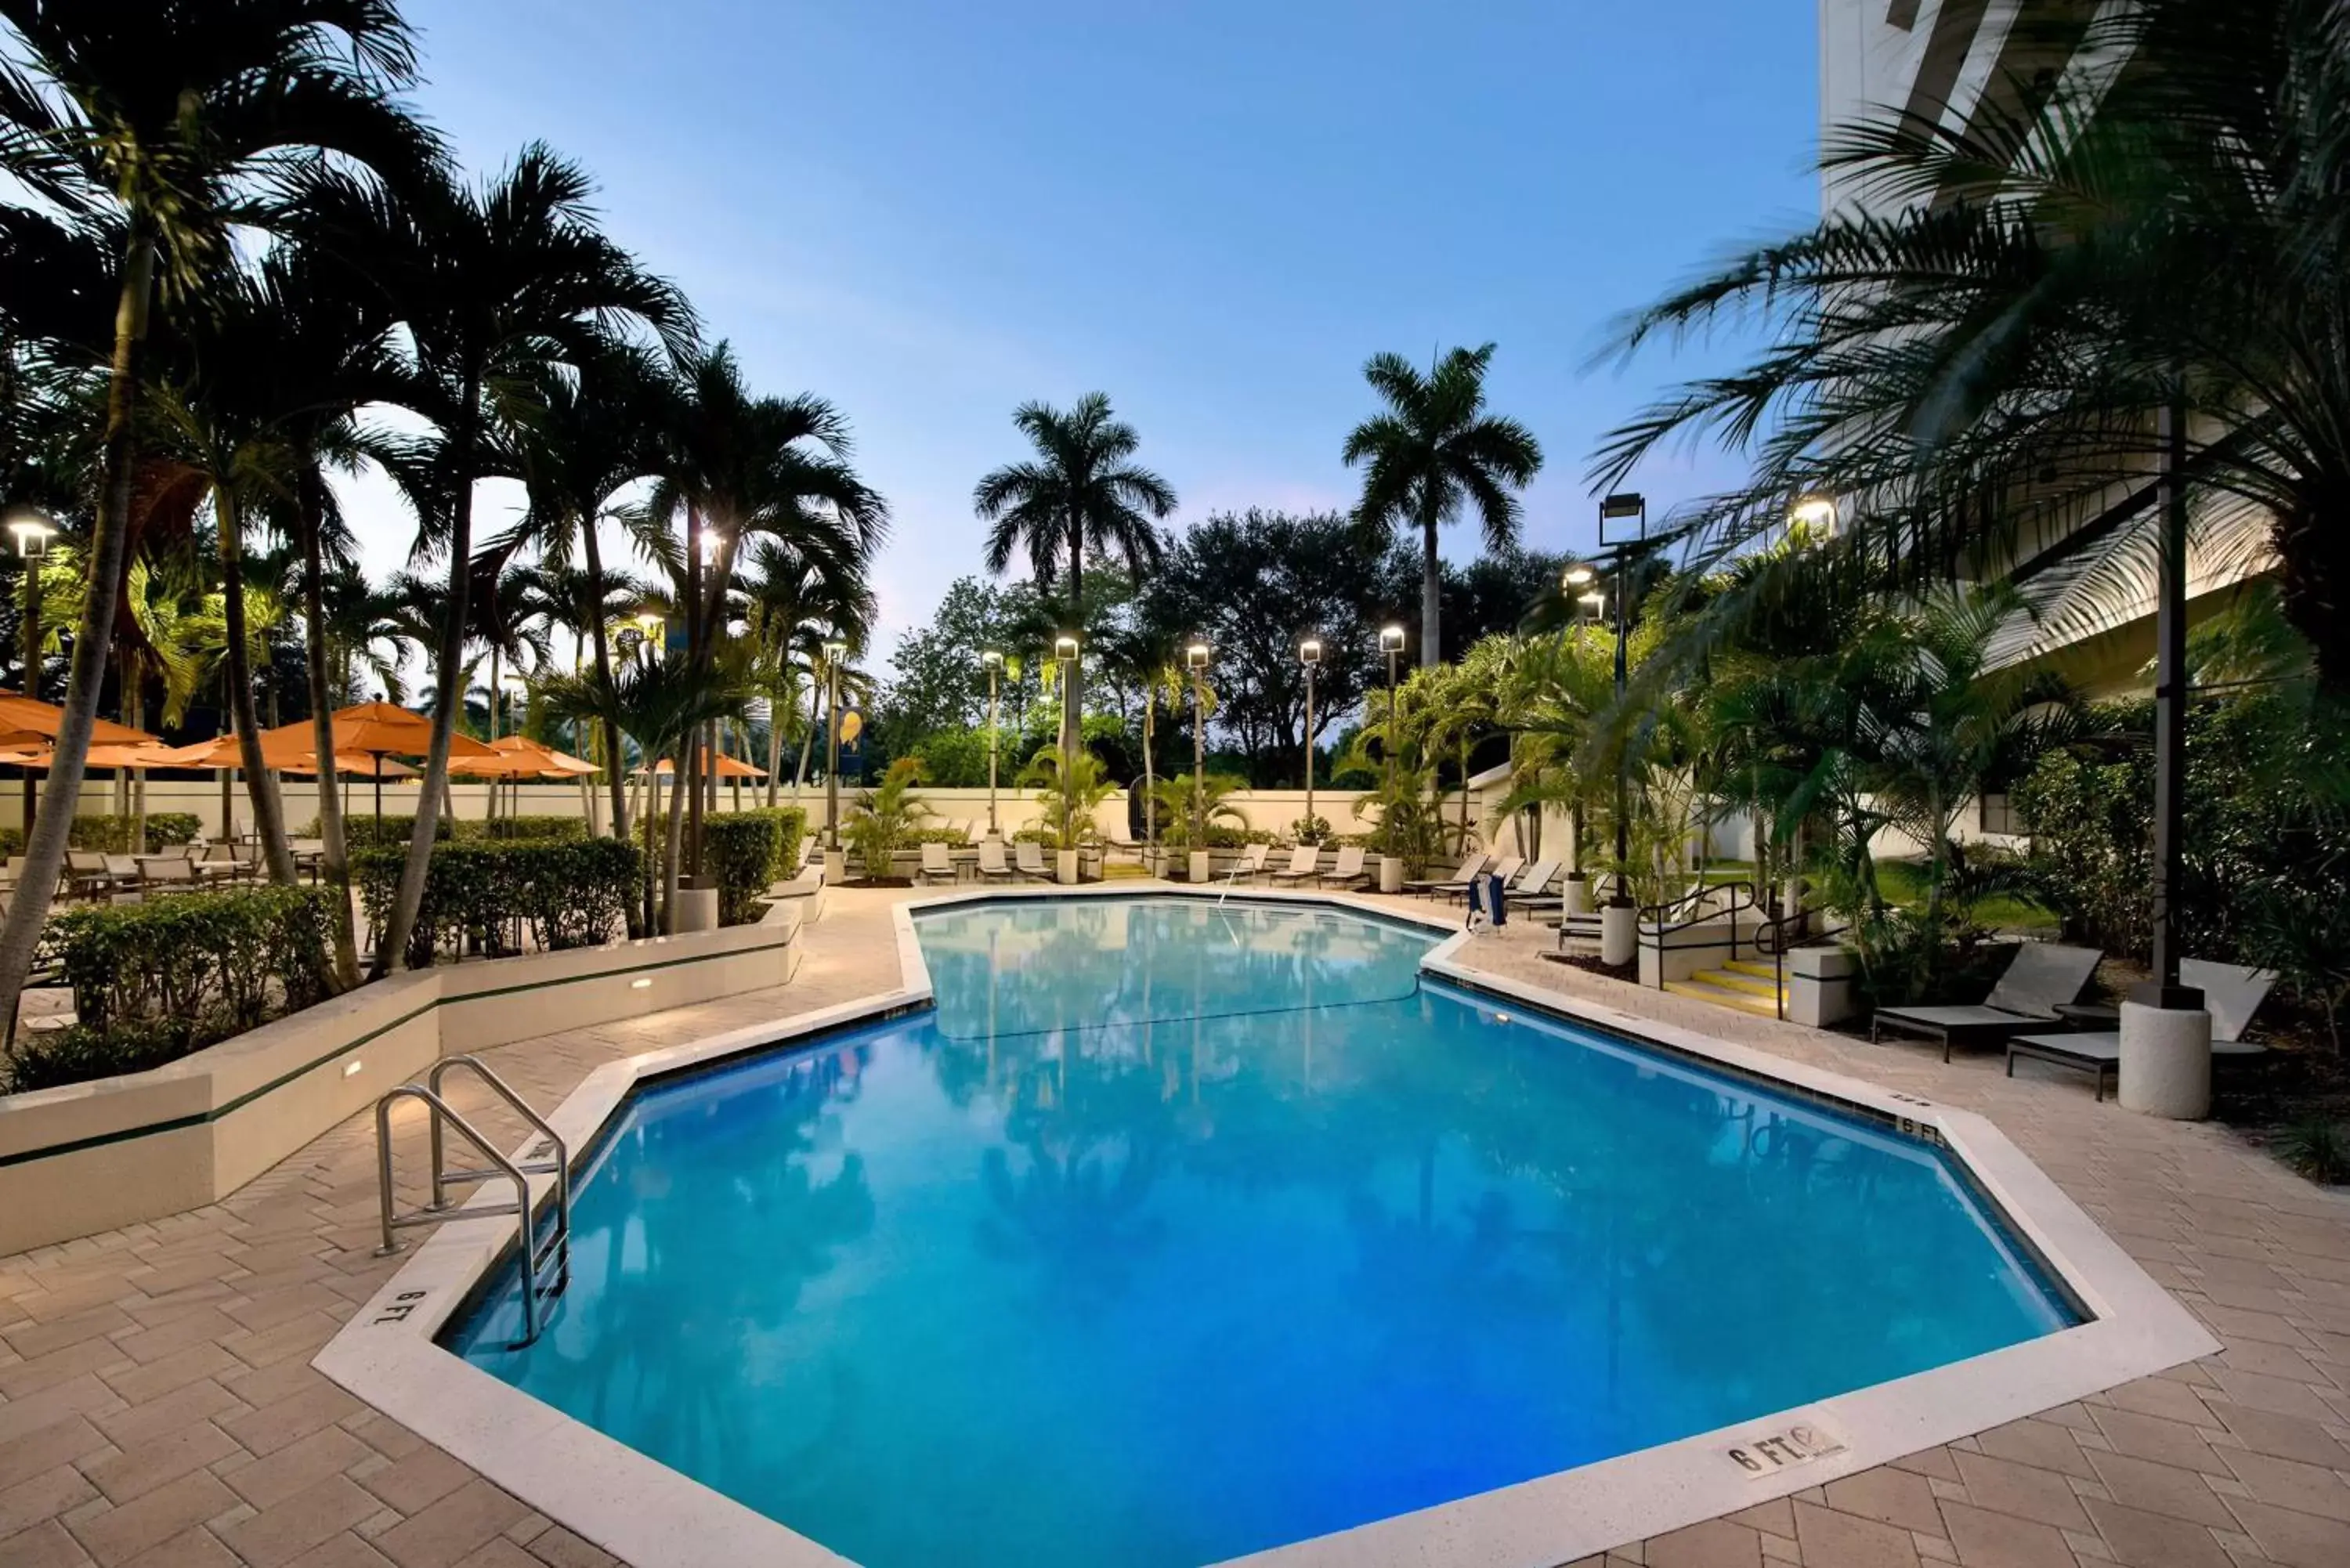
[1342,344,1541,670]
[974,392,1176,754]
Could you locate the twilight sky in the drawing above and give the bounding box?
[341,0,1822,656]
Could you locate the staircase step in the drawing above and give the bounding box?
[1697,967,1783,999]
[1664,978,1783,1017]
[1720,959,1780,981]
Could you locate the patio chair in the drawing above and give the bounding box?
[1013,841,1053,882]
[1264,845,1321,886]
[1316,844,1371,890]
[1441,853,1523,903]
[1227,842,1270,883]
[2006,959,2278,1101]
[136,854,201,894]
[1871,942,2103,1060]
[65,850,115,900]
[917,841,958,886]
[1402,851,1489,898]
[976,840,1015,883]
[1502,858,1563,906]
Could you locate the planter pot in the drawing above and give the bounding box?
[1056,849,1079,885]
[822,848,846,886]
[1600,901,1637,967]
[1188,850,1213,884]
[2119,999,2213,1119]
[1079,847,1104,881]
[670,887,719,934]
[1377,855,1404,894]
[1561,873,1589,919]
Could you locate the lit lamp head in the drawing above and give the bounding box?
[1790,493,1838,532]
[822,638,848,663]
[1185,640,1210,672]
[1379,624,1405,656]
[1578,590,1607,616]
[1054,634,1079,663]
[980,649,1003,670]
[1298,636,1322,667]
[1562,564,1595,589]
[6,511,56,560]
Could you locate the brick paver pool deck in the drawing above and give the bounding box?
[4,887,2348,1568]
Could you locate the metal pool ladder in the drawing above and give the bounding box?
[373,1056,571,1347]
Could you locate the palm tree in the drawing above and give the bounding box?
[0,0,431,1021]
[736,536,873,808]
[1343,345,1542,667]
[1594,1,2350,689]
[305,146,694,976]
[974,393,1176,756]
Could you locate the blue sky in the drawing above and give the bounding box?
[349,0,1822,652]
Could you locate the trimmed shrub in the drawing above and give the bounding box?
[703,807,808,925]
[0,813,202,857]
[353,838,641,968]
[481,815,588,843]
[306,813,469,850]
[5,887,339,1092]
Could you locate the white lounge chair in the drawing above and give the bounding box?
[1264,845,1321,886]
[1317,844,1370,889]
[1441,853,1524,903]
[1225,843,1270,883]
[1403,851,1489,898]
[1502,858,1562,906]
[1872,942,2103,1060]
[1013,841,1053,882]
[917,841,958,886]
[976,840,1014,883]
[2007,959,2277,1100]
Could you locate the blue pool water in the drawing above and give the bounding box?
[450,898,2076,1568]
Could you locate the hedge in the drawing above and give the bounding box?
[5,886,338,1093]
[0,812,203,857]
[354,837,642,968]
[306,813,464,850]
[703,807,808,926]
[480,815,588,843]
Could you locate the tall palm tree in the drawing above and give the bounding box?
[0,0,431,1022]
[304,146,694,976]
[1343,344,1542,668]
[736,536,873,809]
[974,393,1175,756]
[1594,0,2350,688]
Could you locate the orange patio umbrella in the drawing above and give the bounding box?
[0,690,163,747]
[487,734,598,776]
[634,753,765,779]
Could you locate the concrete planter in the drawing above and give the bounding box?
[669,887,718,934]
[822,847,846,884]
[1188,850,1213,884]
[1056,849,1079,885]
[1378,855,1404,894]
[1600,902,1638,966]
[1561,873,1589,919]
[2120,1000,2213,1120]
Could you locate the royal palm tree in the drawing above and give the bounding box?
[974,393,1176,756]
[302,146,693,975]
[736,536,873,808]
[1594,0,2350,688]
[1343,345,1542,668]
[0,0,432,1021]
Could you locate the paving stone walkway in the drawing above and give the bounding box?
[2,887,2346,1568]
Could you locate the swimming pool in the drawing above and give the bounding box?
[444,897,2079,1568]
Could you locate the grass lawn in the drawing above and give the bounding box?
[1872,858,2058,934]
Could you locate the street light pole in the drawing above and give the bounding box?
[1185,641,1209,855]
[1055,632,1080,804]
[1299,637,1321,828]
[1379,623,1405,879]
[9,514,55,843]
[1597,493,1646,908]
[823,639,847,851]
[982,649,1002,837]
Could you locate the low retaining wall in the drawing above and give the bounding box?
[0,905,804,1257]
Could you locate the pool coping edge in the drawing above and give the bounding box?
[314,884,2220,1568]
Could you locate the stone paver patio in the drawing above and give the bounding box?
[2,886,2348,1568]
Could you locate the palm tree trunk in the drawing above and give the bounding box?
[661,731,690,930]
[1141,696,1157,867]
[375,375,480,976]
[576,515,628,840]
[1420,508,1441,670]
[765,698,782,808]
[215,488,298,885]
[0,233,154,1032]
[1065,519,1083,757]
[793,678,819,793]
[298,461,358,989]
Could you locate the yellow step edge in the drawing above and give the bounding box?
[1720,959,1780,981]
[1695,968,1784,999]
[1662,979,1782,1017]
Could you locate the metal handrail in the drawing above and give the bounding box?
[427,1056,569,1224]
[1759,906,1851,1021]
[1638,880,1759,986]
[374,1086,554,1346]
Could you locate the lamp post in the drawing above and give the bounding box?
[1596,493,1647,966]
[9,512,55,842]
[1378,624,1405,891]
[823,638,847,855]
[1186,640,1209,882]
[981,649,1003,838]
[1298,636,1321,829]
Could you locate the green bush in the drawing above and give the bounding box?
[353,838,642,968]
[306,813,470,850]
[5,887,339,1092]
[702,808,808,925]
[480,815,587,843]
[0,813,203,857]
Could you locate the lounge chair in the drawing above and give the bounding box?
[917,841,958,886]
[1502,858,1562,906]
[976,840,1015,883]
[1220,842,1270,883]
[1402,851,1488,898]
[1441,853,1523,903]
[1013,841,1053,882]
[1264,845,1321,886]
[1317,844,1371,889]
[1871,942,2103,1060]
[2007,960,2277,1101]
